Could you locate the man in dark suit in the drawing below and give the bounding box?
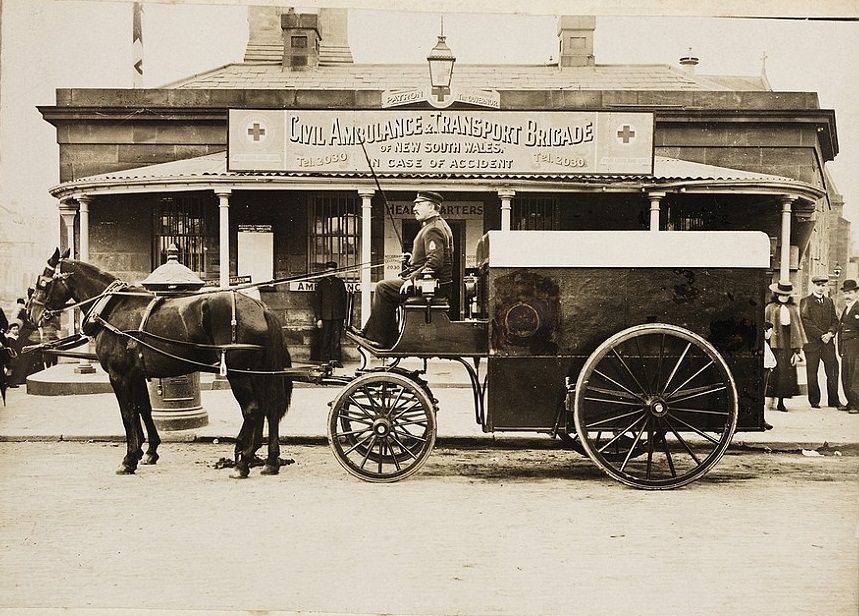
[837,279,859,414]
[800,275,843,408]
[313,261,348,367]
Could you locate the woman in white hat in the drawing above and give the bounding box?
[764,280,808,411]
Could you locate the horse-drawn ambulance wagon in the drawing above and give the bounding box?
[27,230,770,489]
[332,230,770,489]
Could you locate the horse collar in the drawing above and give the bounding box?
[80,281,130,336]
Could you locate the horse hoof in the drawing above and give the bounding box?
[260,463,279,476]
[141,453,159,465]
[115,465,136,475]
[229,470,249,479]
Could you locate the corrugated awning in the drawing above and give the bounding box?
[50,151,824,203]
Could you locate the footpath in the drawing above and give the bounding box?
[2,359,858,454]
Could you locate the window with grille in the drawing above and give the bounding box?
[513,196,560,230]
[308,194,360,280]
[676,214,705,231]
[152,195,216,274]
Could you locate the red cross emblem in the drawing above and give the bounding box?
[246,121,267,143]
[616,124,636,144]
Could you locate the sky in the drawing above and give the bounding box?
[1,0,857,278]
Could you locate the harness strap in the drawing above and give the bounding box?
[136,297,164,377]
[219,290,239,377]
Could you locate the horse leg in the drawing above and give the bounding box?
[227,374,261,479]
[259,376,281,476]
[135,377,161,465]
[109,374,144,475]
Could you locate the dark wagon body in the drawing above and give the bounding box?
[331,230,772,489]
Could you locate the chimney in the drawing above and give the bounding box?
[282,8,320,71]
[679,48,699,75]
[557,16,595,68]
[245,6,288,62]
[318,8,353,64]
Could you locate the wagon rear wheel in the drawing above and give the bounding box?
[328,372,437,482]
[573,324,738,489]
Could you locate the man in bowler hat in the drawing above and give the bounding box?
[313,261,348,367]
[837,279,859,413]
[800,275,843,408]
[353,191,453,348]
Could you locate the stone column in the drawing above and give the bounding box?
[74,195,95,373]
[358,188,375,327]
[648,192,665,231]
[216,190,232,288]
[77,195,91,261]
[58,200,78,337]
[498,188,515,231]
[779,196,795,281]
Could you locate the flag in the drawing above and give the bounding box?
[132,3,143,88]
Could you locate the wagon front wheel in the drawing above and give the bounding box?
[573,324,738,489]
[328,372,437,482]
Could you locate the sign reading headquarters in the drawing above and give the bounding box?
[228,110,654,175]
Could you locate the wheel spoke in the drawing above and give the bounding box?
[669,384,727,404]
[583,396,646,407]
[618,419,648,473]
[596,413,647,455]
[593,369,644,400]
[665,359,715,398]
[585,407,648,429]
[665,412,722,445]
[668,405,729,417]
[660,341,692,395]
[660,431,677,478]
[586,385,641,401]
[663,417,702,464]
[609,348,648,396]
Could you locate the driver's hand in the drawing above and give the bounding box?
[400,279,414,295]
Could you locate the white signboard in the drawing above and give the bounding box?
[237,224,273,285]
[228,110,654,175]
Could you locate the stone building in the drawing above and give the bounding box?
[38,8,840,359]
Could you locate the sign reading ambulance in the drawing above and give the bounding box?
[228,110,654,175]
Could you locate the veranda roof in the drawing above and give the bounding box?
[50,151,824,205]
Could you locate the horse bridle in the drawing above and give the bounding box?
[28,260,75,321]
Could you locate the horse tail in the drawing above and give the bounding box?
[262,307,292,421]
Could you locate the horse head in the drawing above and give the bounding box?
[27,247,73,327]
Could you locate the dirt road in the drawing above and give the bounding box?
[1,442,857,615]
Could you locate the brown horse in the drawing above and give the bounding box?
[27,248,293,478]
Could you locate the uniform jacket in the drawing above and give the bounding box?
[404,215,453,283]
[314,275,348,321]
[800,294,839,351]
[764,301,807,350]
[839,300,859,355]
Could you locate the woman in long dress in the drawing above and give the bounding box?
[764,280,807,411]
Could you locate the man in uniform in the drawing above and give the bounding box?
[354,191,453,348]
[837,279,859,414]
[800,275,842,408]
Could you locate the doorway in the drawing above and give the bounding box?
[402,219,463,321]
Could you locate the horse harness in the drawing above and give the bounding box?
[85,286,267,377]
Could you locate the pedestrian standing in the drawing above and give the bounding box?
[800,275,843,408]
[313,261,348,368]
[837,279,859,414]
[764,280,807,412]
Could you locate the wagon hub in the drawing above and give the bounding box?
[372,417,393,437]
[648,398,669,417]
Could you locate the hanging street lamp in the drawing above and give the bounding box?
[427,19,456,104]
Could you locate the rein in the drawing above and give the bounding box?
[36,258,391,377]
[41,258,391,318]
